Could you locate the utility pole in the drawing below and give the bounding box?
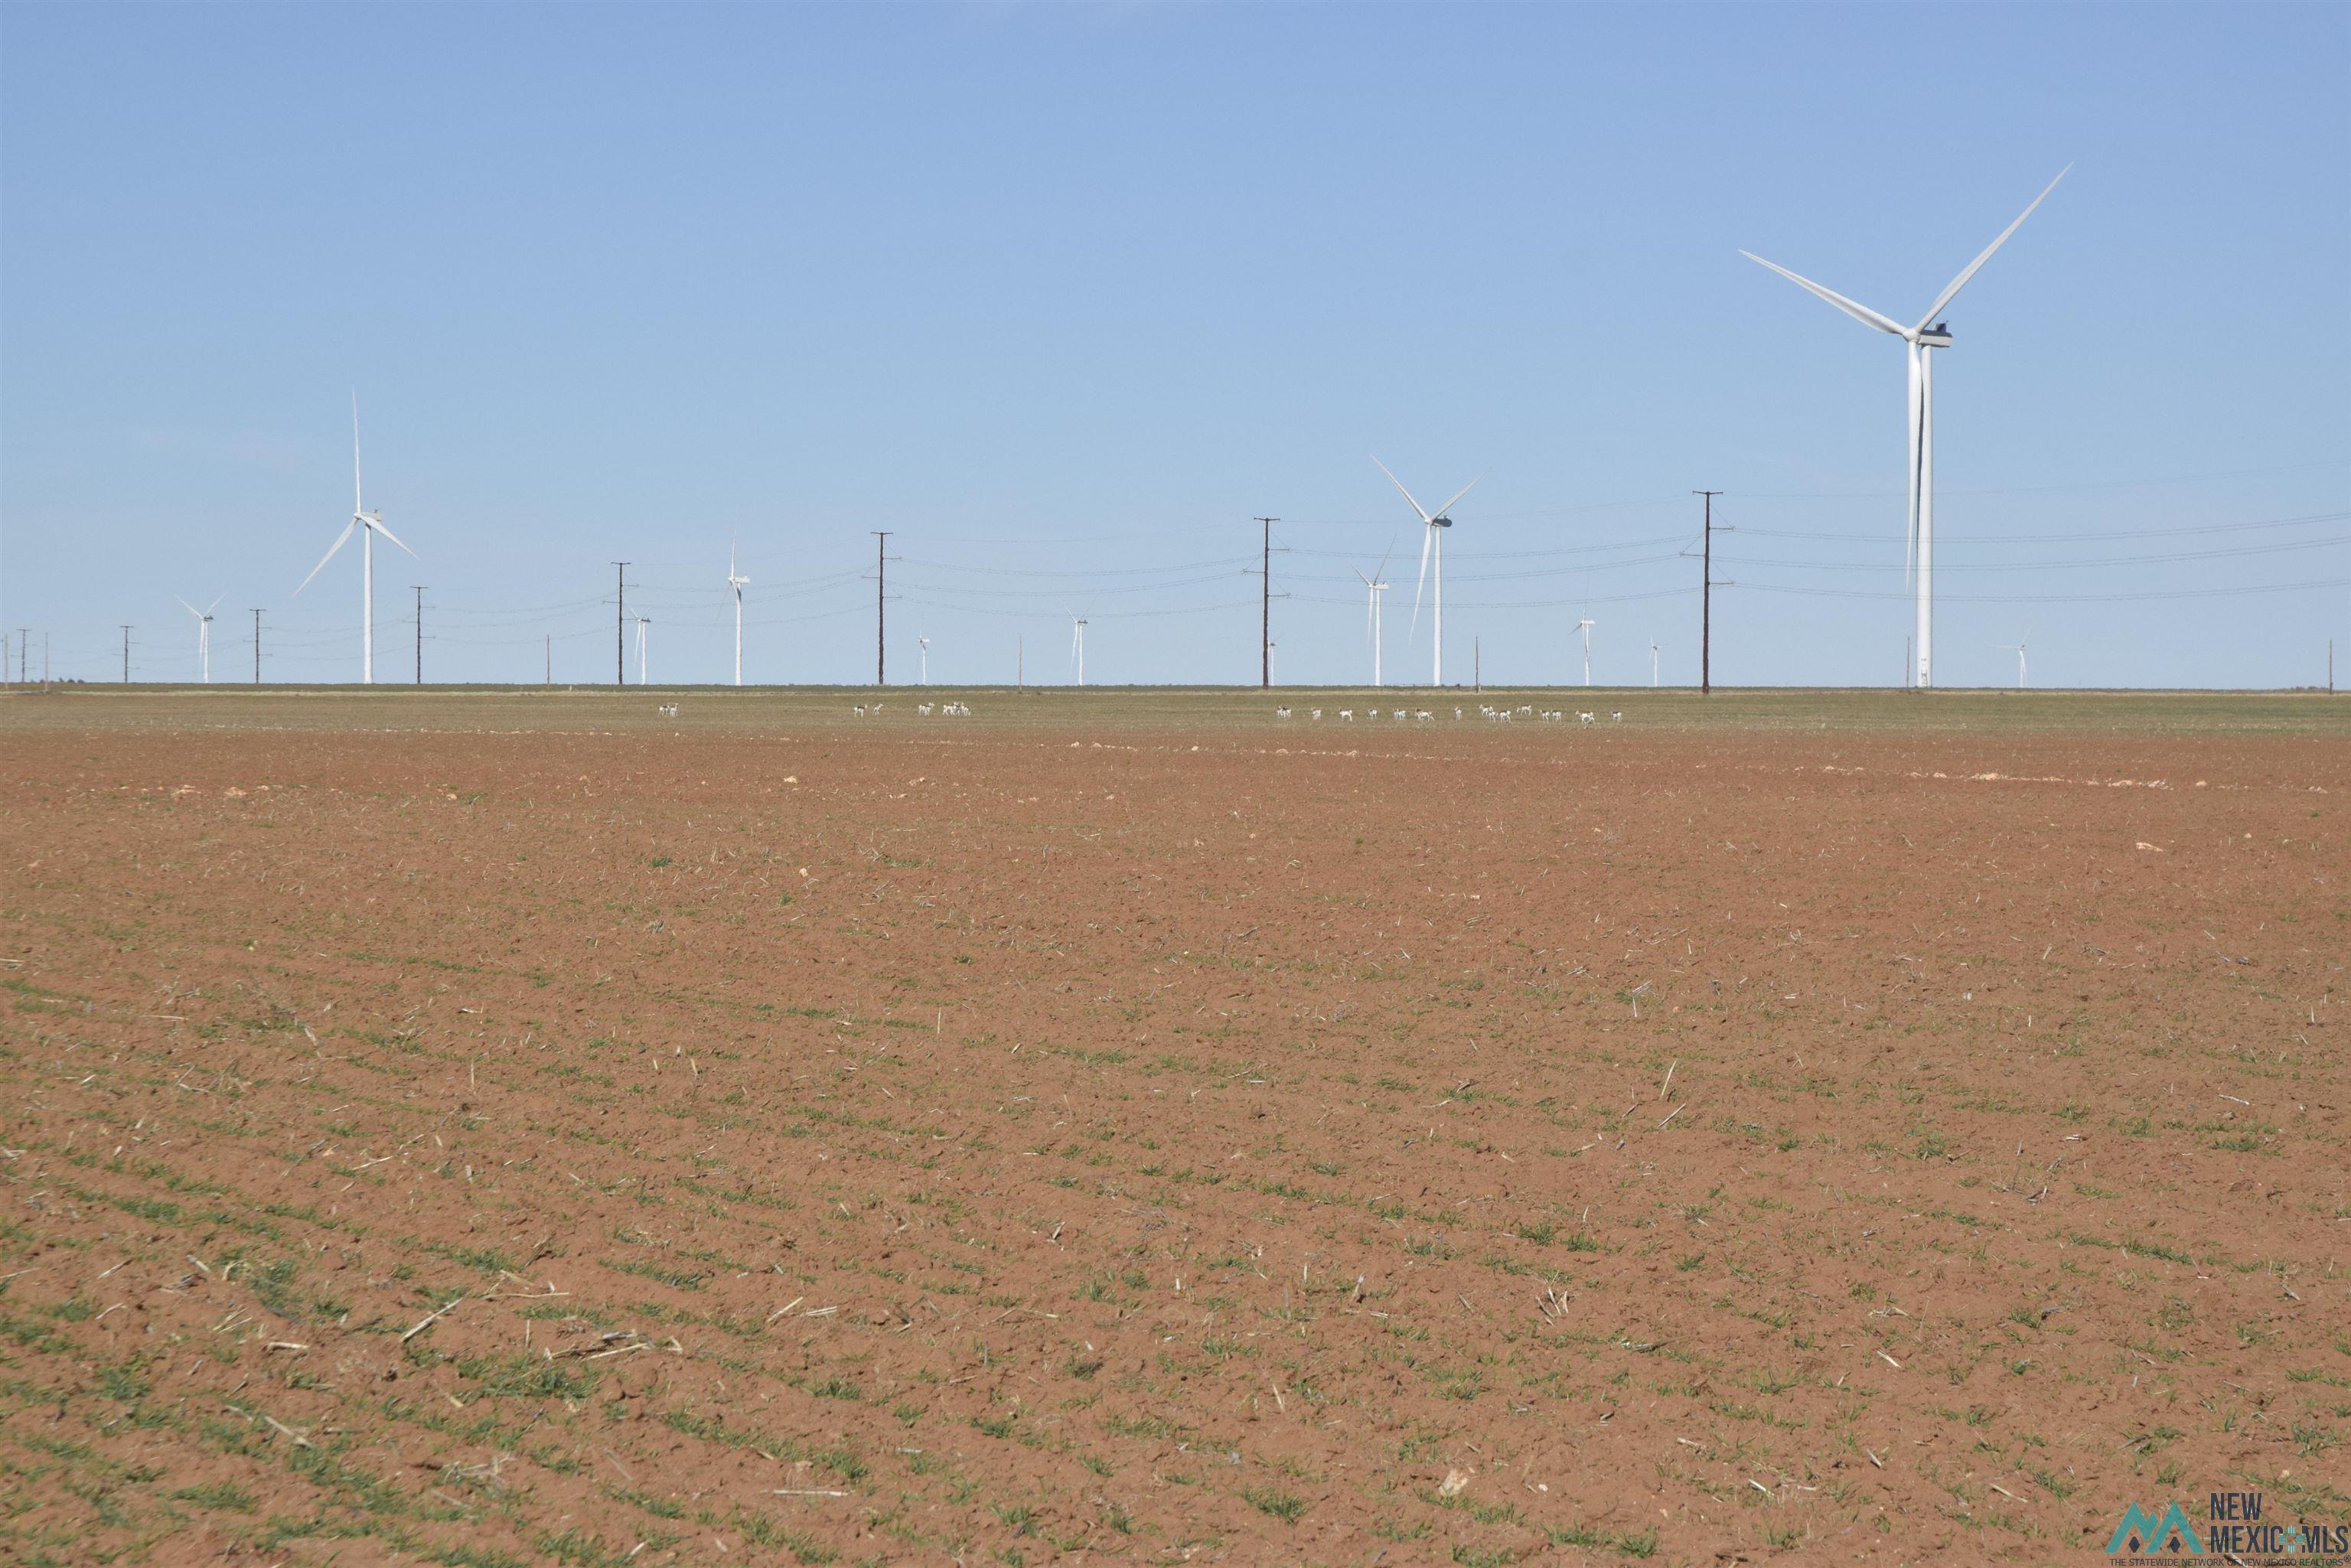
[873,532,892,685]
[15,630,25,685]
[44,632,51,689]
[1254,517,1282,687]
[1018,635,1023,693]
[1474,637,1481,694]
[545,635,552,686]
[121,626,132,683]
[1694,491,1724,695]
[412,585,426,684]
[613,563,630,686]
[252,610,262,684]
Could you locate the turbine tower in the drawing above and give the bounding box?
[1575,615,1596,686]
[1742,166,2067,690]
[178,595,222,683]
[918,636,930,686]
[1068,611,1087,686]
[635,615,651,685]
[296,394,416,682]
[727,543,750,686]
[1374,458,1482,688]
[1650,637,1661,688]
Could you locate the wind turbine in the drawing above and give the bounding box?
[1994,634,2029,689]
[296,393,416,683]
[635,615,651,685]
[178,595,222,683]
[918,636,930,686]
[1574,614,1596,686]
[1355,541,1393,688]
[1068,610,1087,686]
[1650,637,1661,688]
[1742,167,2067,690]
[1374,458,1482,687]
[727,543,750,686]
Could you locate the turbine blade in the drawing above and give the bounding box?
[205,593,225,613]
[1429,471,1487,520]
[1915,165,2070,330]
[1904,341,1922,588]
[352,390,364,513]
[1372,456,1432,524]
[177,596,200,617]
[1739,251,1907,337]
[1408,523,1433,636]
[1375,536,1394,582]
[368,516,418,558]
[295,520,359,595]
[1354,567,1371,587]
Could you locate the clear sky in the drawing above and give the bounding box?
[3,2,2345,689]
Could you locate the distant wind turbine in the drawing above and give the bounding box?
[178,595,222,683]
[727,543,750,686]
[635,615,651,686]
[1355,540,1393,689]
[918,636,930,686]
[1650,637,1661,688]
[1741,166,2069,690]
[295,394,416,683]
[1068,611,1087,686]
[1374,458,1482,688]
[1575,614,1596,686]
[1994,634,2029,689]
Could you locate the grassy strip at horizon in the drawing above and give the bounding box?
[2,684,2345,737]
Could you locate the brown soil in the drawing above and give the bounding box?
[2,702,2344,1565]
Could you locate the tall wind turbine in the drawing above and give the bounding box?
[1650,637,1661,688]
[1994,634,2028,689]
[1575,615,1596,686]
[178,595,222,683]
[296,394,416,683]
[727,543,750,686]
[1355,542,1393,688]
[1742,166,2068,689]
[918,636,930,686]
[1374,458,1482,688]
[635,616,651,685]
[1068,611,1087,686]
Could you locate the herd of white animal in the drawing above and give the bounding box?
[1275,705,1622,723]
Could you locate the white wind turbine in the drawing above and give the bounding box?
[918,636,930,686]
[727,543,750,686]
[1374,458,1482,688]
[1068,610,1088,686]
[1994,634,2029,689]
[1742,166,2068,690]
[296,394,416,683]
[1650,637,1661,688]
[1575,614,1596,686]
[1355,542,1393,688]
[635,615,651,685]
[178,595,222,683]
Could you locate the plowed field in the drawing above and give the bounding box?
[3,688,2344,1566]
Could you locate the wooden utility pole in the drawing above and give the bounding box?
[545,635,552,686]
[1474,637,1480,693]
[1254,517,1281,687]
[613,562,630,686]
[412,586,426,684]
[873,532,892,685]
[252,610,262,683]
[121,626,132,683]
[1694,491,1723,695]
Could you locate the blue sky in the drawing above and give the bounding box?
[3,2,2345,689]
